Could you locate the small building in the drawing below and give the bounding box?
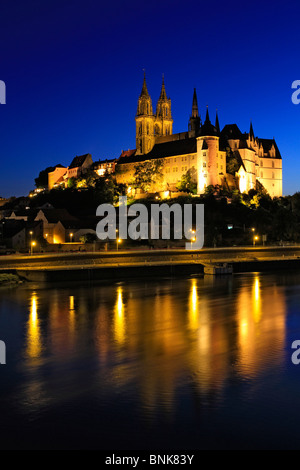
[65,153,93,181]
[93,158,117,176]
[48,165,68,190]
[35,208,79,244]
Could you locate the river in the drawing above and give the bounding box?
[0,272,300,449]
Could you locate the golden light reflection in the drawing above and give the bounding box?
[253,276,262,323]
[69,296,75,333]
[113,286,126,344]
[236,275,286,376]
[188,279,198,330]
[26,293,42,359]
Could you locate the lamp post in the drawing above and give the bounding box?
[70,233,73,243]
[117,239,121,252]
[253,235,259,247]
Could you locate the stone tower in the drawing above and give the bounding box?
[135,73,155,155]
[154,75,173,138]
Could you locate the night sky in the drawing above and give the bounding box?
[1,0,300,197]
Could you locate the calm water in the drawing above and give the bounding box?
[1,272,300,449]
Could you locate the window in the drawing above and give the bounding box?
[260,160,263,167]
[272,161,275,168]
[203,162,207,168]
[272,172,275,179]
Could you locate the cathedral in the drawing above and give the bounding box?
[116,74,283,198]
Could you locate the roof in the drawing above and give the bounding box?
[36,209,78,224]
[257,138,282,159]
[118,138,197,165]
[69,154,91,169]
[221,124,243,140]
[120,149,136,159]
[233,150,247,172]
[1,220,26,238]
[198,109,219,137]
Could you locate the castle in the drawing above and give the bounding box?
[115,74,283,198]
[48,74,283,198]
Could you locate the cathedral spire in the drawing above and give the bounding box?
[140,70,150,98]
[249,120,254,139]
[188,88,200,134]
[159,74,167,100]
[155,75,173,137]
[191,88,199,118]
[215,110,220,133]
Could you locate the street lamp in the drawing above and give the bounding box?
[31,241,36,255]
[253,235,259,247]
[117,239,122,251]
[70,233,73,243]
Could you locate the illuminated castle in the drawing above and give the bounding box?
[116,74,283,197]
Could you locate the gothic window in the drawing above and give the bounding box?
[272,161,275,168]
[147,124,149,135]
[166,108,168,117]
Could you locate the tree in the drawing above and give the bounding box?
[133,159,164,193]
[226,148,240,175]
[35,166,57,188]
[76,169,99,189]
[177,167,197,194]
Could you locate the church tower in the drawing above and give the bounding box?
[154,75,173,138]
[189,88,201,135]
[135,72,155,155]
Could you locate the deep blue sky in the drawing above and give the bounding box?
[0,0,300,197]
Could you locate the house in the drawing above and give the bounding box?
[48,165,68,189]
[35,208,79,244]
[65,153,93,181]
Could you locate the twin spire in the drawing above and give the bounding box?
[138,72,170,116]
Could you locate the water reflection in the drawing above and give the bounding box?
[113,286,126,345]
[26,293,42,359]
[12,274,289,420]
